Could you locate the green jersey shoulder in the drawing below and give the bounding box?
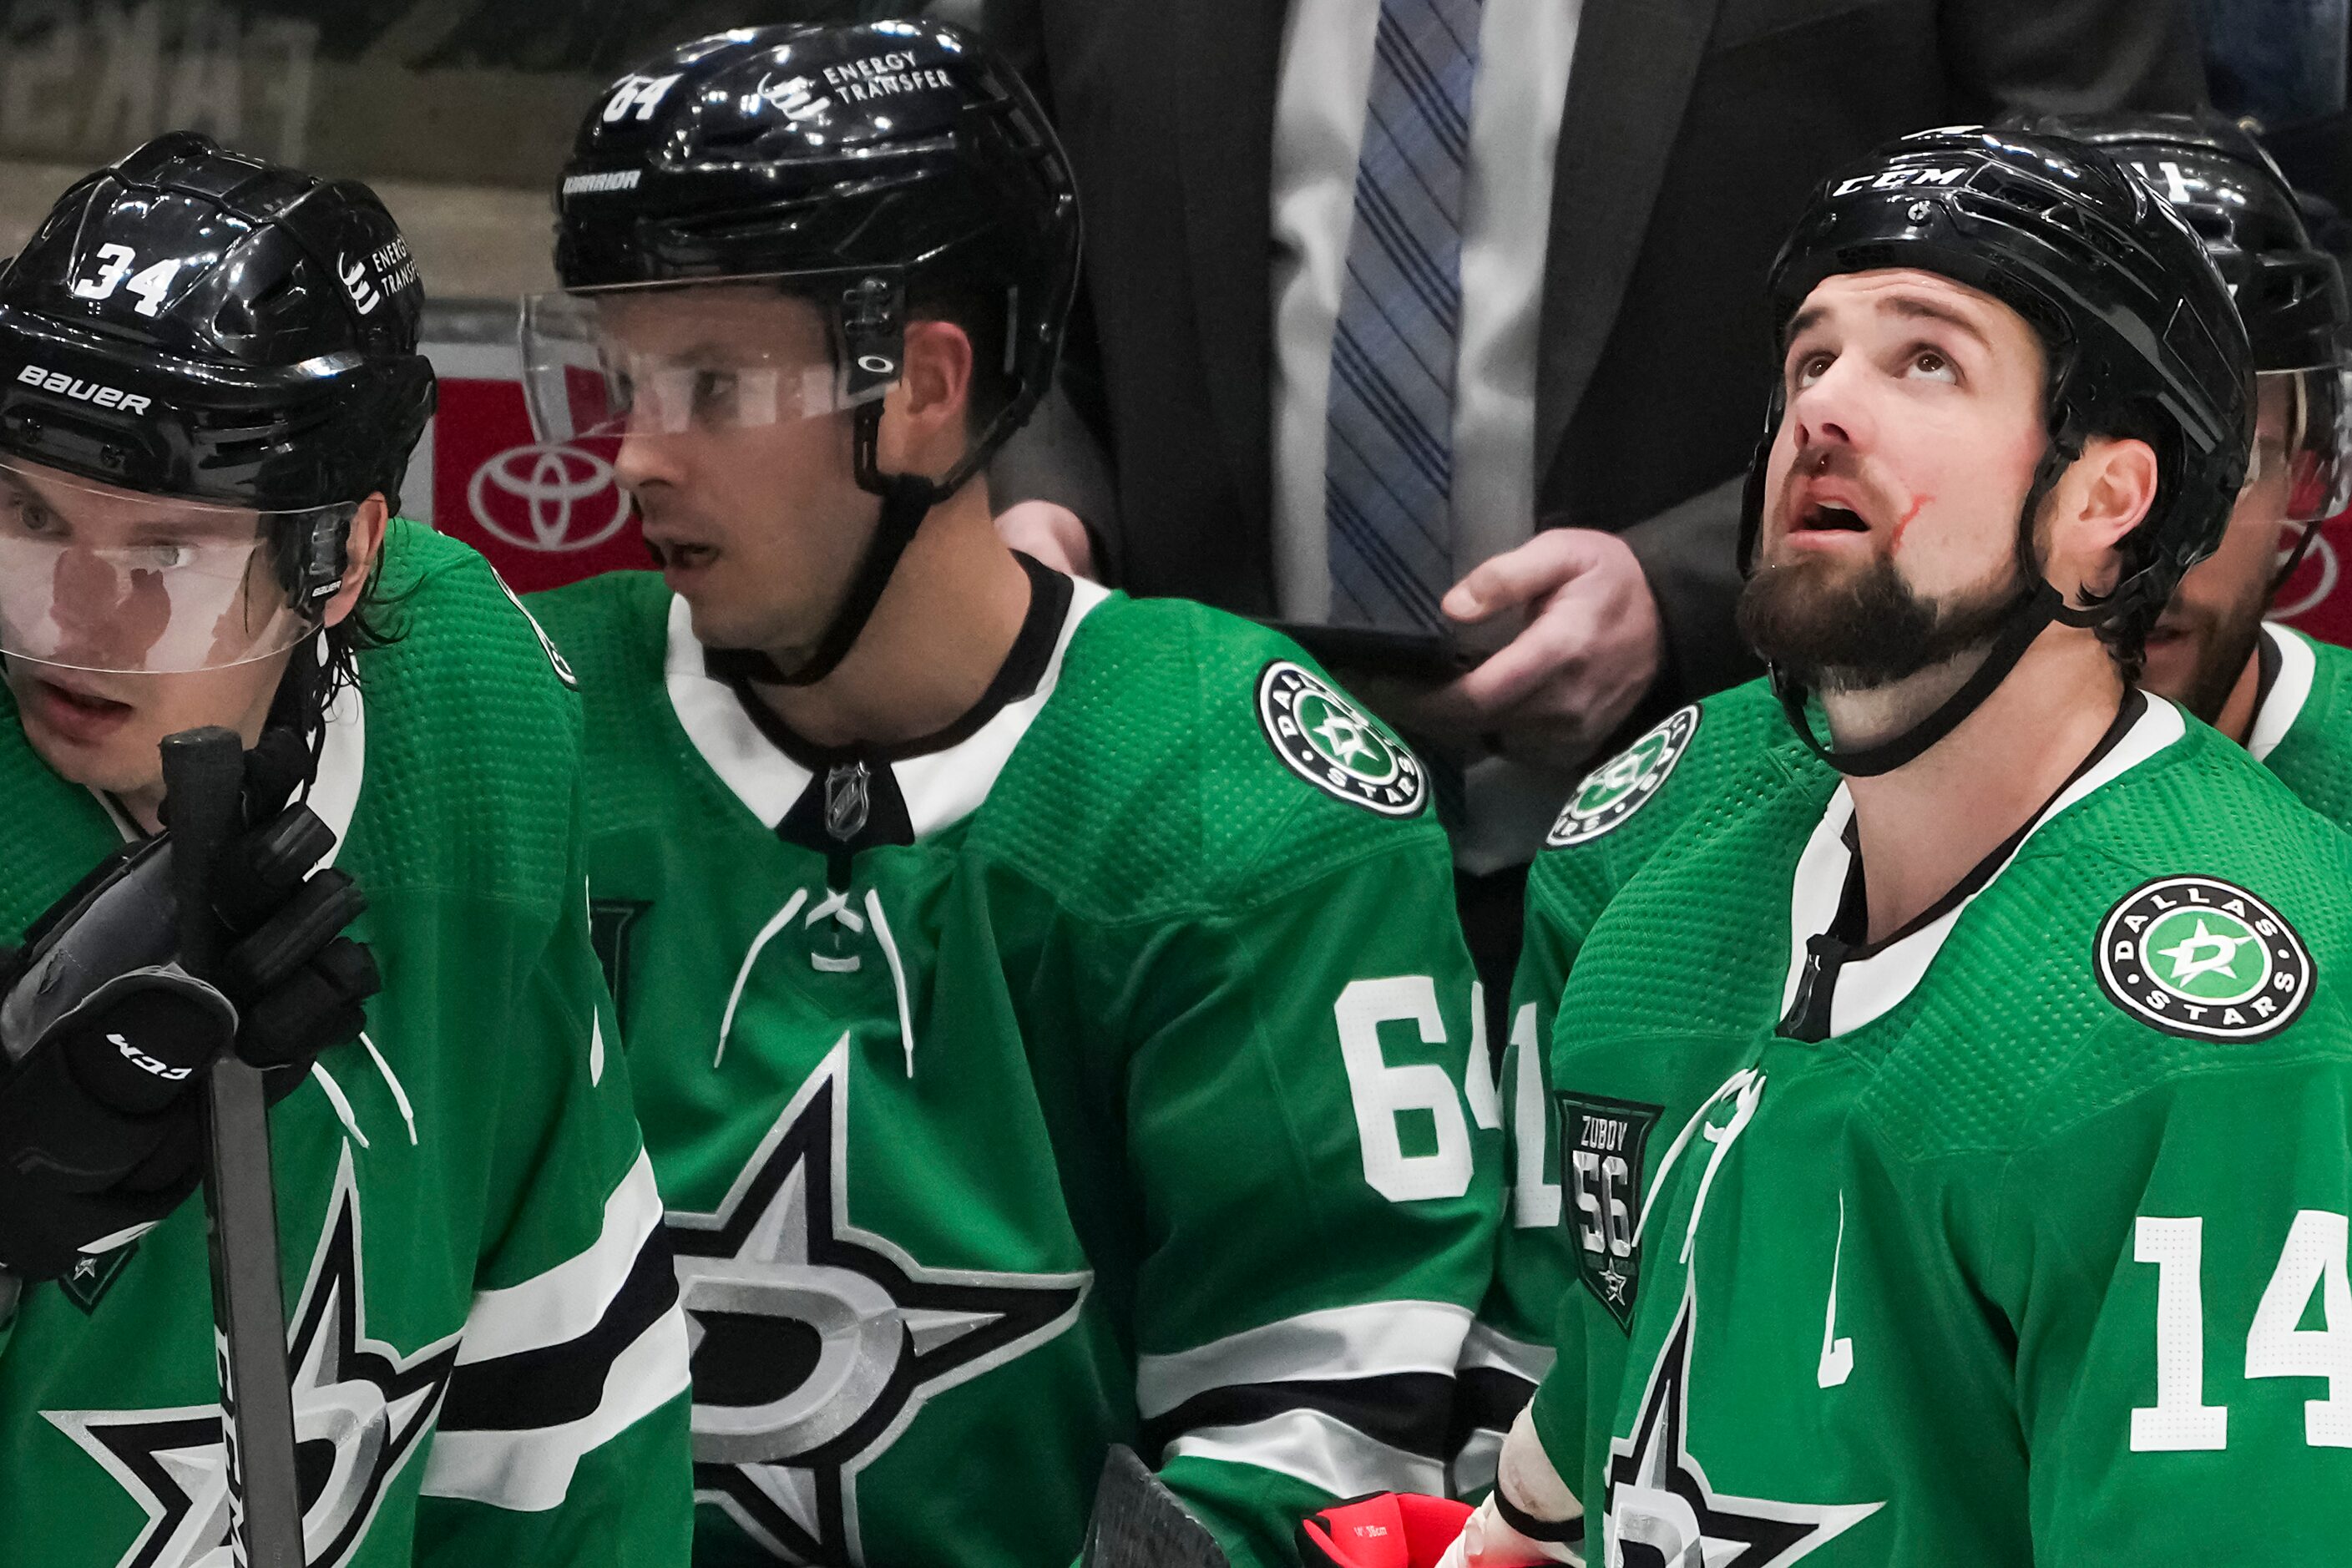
[0,523,691,1568]
[2248,621,2352,834]
[1530,696,2352,1564]
[1520,677,1813,1011]
[529,569,1495,1568]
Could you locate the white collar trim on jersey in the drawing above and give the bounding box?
[2247,621,2316,765]
[1779,695,2187,1039]
[664,576,1113,838]
[89,675,365,867]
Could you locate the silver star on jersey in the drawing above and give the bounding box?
[45,1142,461,1568]
[1606,1283,1881,1566]
[666,1038,1090,1565]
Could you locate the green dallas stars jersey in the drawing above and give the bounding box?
[2248,621,2352,830]
[528,563,1500,1568]
[0,522,692,1568]
[1525,692,2352,1563]
[1455,679,1815,1493]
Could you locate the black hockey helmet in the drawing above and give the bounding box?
[0,132,433,675]
[1745,125,2255,774]
[532,20,1080,687]
[0,131,432,520]
[2032,110,2352,550]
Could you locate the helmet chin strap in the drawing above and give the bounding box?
[1768,429,2112,778]
[704,401,948,689]
[2273,513,2324,596]
[1771,579,2094,777]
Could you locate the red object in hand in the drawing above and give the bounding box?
[1297,1493,1474,1568]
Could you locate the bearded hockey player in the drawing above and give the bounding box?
[524,21,1497,1568]
[1455,112,2352,1500]
[1423,123,2352,1567]
[2082,115,2352,816]
[0,134,691,1565]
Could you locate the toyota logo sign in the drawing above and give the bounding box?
[428,367,646,594]
[468,440,632,553]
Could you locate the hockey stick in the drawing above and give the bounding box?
[1081,1446,1232,1568]
[164,728,304,1568]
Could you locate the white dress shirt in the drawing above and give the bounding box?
[1267,0,1584,872]
[1268,0,1583,620]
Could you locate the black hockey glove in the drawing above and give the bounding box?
[179,723,381,1092]
[0,758,378,1280]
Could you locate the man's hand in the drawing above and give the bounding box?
[994,499,1097,579]
[1418,529,1663,772]
[1434,1407,1586,1568]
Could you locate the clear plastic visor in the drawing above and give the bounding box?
[2246,363,2352,524]
[0,458,331,675]
[519,277,894,445]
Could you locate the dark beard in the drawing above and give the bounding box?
[1737,549,2028,690]
[2171,590,2269,725]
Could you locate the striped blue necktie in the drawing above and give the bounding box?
[1325,0,1482,632]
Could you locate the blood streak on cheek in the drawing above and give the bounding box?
[1889,493,1930,552]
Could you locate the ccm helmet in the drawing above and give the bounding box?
[0,131,433,675]
[1748,125,2254,774]
[531,19,1081,686]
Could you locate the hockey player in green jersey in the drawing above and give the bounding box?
[522,22,1498,1568]
[1417,123,2352,1567]
[0,134,691,1565]
[2080,115,2352,823]
[1455,112,2352,1498]
[1451,679,1802,1491]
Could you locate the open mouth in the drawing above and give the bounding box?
[1794,501,1869,534]
[647,537,717,570]
[38,677,131,716]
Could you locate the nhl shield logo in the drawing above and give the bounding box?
[2096,875,2314,1042]
[1557,1090,1663,1329]
[1257,661,1427,817]
[1548,706,1700,847]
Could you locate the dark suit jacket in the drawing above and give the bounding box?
[984,0,2208,704]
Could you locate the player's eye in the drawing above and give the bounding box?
[690,368,739,422]
[1,494,62,539]
[1790,350,1834,390]
[1908,347,1957,383]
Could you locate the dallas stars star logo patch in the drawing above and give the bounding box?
[667,1039,1090,1565]
[44,1143,461,1568]
[1549,706,1699,847]
[1607,1283,1882,1565]
[2096,875,2313,1042]
[1257,660,1427,817]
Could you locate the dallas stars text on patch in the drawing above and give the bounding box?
[2095,875,2313,1042]
[1549,705,1700,847]
[1256,661,1427,817]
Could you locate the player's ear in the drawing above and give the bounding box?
[320,495,390,631]
[2052,435,2158,599]
[877,319,974,481]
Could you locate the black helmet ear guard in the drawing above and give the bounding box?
[547,19,1082,687]
[1743,124,2255,776]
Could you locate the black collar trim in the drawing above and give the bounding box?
[713,553,1074,769]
